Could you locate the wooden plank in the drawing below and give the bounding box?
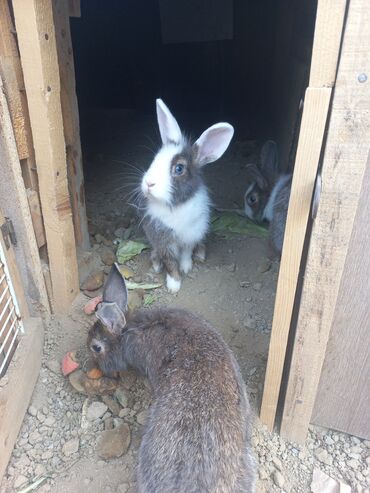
[280,0,370,443]
[0,0,38,190]
[53,0,90,250]
[0,73,49,314]
[0,210,29,320]
[12,0,79,313]
[0,317,44,482]
[309,0,347,88]
[68,0,81,17]
[312,153,370,439]
[26,189,46,248]
[259,0,347,432]
[260,87,331,430]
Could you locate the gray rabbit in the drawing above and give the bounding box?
[88,264,256,493]
[244,140,291,255]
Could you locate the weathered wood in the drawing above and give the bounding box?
[13,0,79,312]
[68,0,80,17]
[0,317,44,482]
[0,0,38,190]
[260,87,331,430]
[309,0,347,88]
[312,153,370,439]
[280,0,370,443]
[259,0,347,432]
[0,73,49,314]
[26,189,46,248]
[53,0,90,250]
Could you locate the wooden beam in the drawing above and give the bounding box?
[0,0,38,190]
[0,317,43,483]
[68,0,81,17]
[53,0,90,250]
[26,189,46,248]
[260,0,347,431]
[12,0,79,313]
[280,0,370,443]
[0,73,49,314]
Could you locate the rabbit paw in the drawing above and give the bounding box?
[166,274,181,293]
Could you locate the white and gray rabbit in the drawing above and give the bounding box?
[88,264,256,493]
[141,99,234,293]
[244,140,291,255]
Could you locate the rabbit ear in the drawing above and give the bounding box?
[194,123,234,166]
[260,140,279,178]
[96,263,128,334]
[156,99,182,145]
[245,163,269,191]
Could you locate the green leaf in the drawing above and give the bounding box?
[143,293,156,306]
[211,212,268,238]
[116,240,149,263]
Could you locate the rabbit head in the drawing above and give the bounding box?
[141,99,234,206]
[87,263,129,374]
[244,140,279,222]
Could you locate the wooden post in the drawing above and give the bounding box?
[260,0,347,431]
[0,74,49,313]
[53,0,90,250]
[280,0,370,443]
[12,0,79,312]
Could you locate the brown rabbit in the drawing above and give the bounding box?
[88,264,256,492]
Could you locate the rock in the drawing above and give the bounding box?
[128,290,143,311]
[83,288,103,298]
[28,406,37,417]
[96,423,131,459]
[14,474,28,489]
[225,263,236,272]
[102,396,121,416]
[99,246,116,266]
[69,370,87,394]
[45,359,60,374]
[104,417,115,431]
[314,447,333,466]
[37,411,45,423]
[119,408,130,418]
[347,458,360,469]
[44,416,56,427]
[257,259,272,273]
[41,450,53,460]
[117,483,130,493]
[239,281,250,288]
[62,438,80,457]
[272,456,282,471]
[81,270,104,291]
[259,468,268,480]
[115,388,130,408]
[272,470,285,488]
[136,410,148,426]
[87,401,108,421]
[253,282,262,291]
[34,464,46,476]
[324,436,335,445]
[114,227,127,239]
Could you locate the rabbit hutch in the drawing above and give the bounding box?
[0,0,369,485]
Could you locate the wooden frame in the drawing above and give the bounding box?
[12,0,80,313]
[280,0,370,443]
[260,0,347,431]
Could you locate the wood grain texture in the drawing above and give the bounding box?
[13,0,79,312]
[281,0,370,443]
[260,87,331,430]
[53,0,90,249]
[0,317,43,482]
[311,153,370,439]
[26,189,46,248]
[0,74,49,314]
[309,0,347,88]
[68,0,80,17]
[0,0,38,190]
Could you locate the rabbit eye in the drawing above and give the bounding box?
[91,343,102,353]
[248,193,259,206]
[174,163,185,176]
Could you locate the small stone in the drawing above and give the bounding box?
[41,450,53,460]
[87,401,108,421]
[44,416,56,427]
[34,464,46,476]
[115,388,129,408]
[315,447,333,466]
[99,246,116,266]
[239,281,250,288]
[114,227,126,239]
[324,436,334,445]
[253,282,262,291]
[104,417,115,431]
[28,406,37,417]
[347,458,360,469]
[37,411,45,423]
[117,483,130,493]
[62,438,80,457]
[45,359,60,374]
[68,370,86,394]
[257,259,272,273]
[119,408,130,418]
[225,263,236,272]
[272,470,285,488]
[272,456,282,471]
[136,410,148,425]
[102,396,121,416]
[14,475,28,489]
[259,468,268,480]
[96,423,131,459]
[81,270,104,291]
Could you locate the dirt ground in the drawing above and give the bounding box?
[1,111,369,493]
